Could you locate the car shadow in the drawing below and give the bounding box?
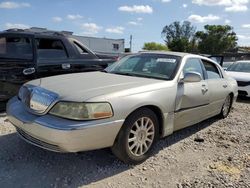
[152,115,219,156]
[0,116,220,188]
[0,102,6,113]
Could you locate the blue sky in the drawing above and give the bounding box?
[1,0,250,52]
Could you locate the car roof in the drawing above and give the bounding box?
[0,28,72,38]
[138,51,190,57]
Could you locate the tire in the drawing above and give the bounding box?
[220,95,232,118]
[111,108,159,164]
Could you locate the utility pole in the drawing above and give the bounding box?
[129,35,132,52]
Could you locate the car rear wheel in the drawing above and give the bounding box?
[111,108,159,164]
[220,95,232,118]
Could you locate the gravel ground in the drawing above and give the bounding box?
[0,99,249,188]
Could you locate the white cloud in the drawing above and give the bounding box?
[192,0,232,6]
[188,14,220,23]
[81,23,102,35]
[161,0,171,3]
[137,17,143,21]
[192,0,249,12]
[128,21,138,25]
[67,14,83,20]
[225,19,231,24]
[105,26,124,34]
[225,4,248,12]
[237,34,250,39]
[192,0,248,6]
[242,24,250,28]
[118,5,153,14]
[5,22,29,29]
[0,1,30,9]
[183,4,188,8]
[52,17,63,23]
[128,17,143,26]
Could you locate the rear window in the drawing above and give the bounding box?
[202,60,222,79]
[0,36,33,59]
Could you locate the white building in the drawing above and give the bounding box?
[72,35,125,55]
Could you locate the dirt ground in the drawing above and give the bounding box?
[0,98,249,188]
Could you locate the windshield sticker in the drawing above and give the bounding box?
[156,58,176,63]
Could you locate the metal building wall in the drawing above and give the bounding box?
[71,35,125,55]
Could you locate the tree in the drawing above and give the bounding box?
[195,25,238,54]
[142,42,168,51]
[161,21,196,52]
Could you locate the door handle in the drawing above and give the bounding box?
[201,84,208,93]
[23,67,35,75]
[223,84,228,88]
[202,88,208,92]
[62,63,71,70]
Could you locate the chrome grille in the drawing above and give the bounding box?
[19,85,58,114]
[29,87,58,113]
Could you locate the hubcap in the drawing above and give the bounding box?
[223,96,231,116]
[128,117,155,156]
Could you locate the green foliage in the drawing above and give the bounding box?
[161,21,196,52]
[195,25,238,54]
[142,42,169,51]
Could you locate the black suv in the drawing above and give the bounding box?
[0,28,117,108]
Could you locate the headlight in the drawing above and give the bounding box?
[49,102,113,120]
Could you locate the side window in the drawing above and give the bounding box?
[113,43,119,51]
[183,58,204,79]
[36,38,67,60]
[0,36,33,59]
[73,41,89,54]
[202,60,221,79]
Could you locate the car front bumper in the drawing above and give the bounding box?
[7,97,124,152]
[238,85,250,97]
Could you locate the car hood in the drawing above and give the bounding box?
[226,71,250,81]
[28,72,168,101]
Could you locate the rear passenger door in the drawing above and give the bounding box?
[35,38,71,78]
[201,59,229,116]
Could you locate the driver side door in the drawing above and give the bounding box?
[174,58,210,131]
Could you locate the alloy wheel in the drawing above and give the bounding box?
[128,117,155,156]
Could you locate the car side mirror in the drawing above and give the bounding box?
[182,72,202,83]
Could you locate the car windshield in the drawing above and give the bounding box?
[227,62,250,73]
[107,54,181,80]
[0,36,33,60]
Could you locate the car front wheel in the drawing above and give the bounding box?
[111,108,159,164]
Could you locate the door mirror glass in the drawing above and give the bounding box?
[182,72,202,82]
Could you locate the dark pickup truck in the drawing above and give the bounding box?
[0,28,117,108]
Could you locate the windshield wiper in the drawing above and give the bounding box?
[110,71,168,80]
[111,72,136,76]
[100,69,108,73]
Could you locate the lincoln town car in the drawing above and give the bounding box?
[7,52,238,164]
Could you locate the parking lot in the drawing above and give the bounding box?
[0,98,249,188]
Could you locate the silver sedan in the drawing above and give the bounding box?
[7,52,238,164]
